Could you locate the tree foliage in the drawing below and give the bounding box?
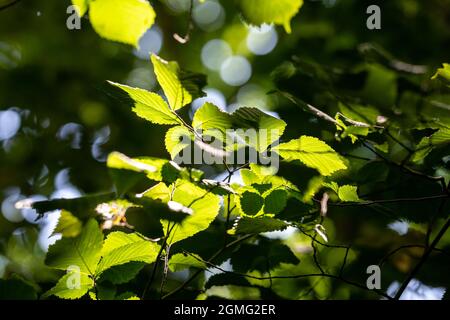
[0,0,449,301]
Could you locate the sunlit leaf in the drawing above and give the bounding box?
[53,210,82,238]
[337,185,360,202]
[432,63,450,86]
[273,136,347,176]
[96,231,160,274]
[108,81,180,125]
[46,219,103,274]
[71,0,89,17]
[43,272,93,300]
[238,0,304,33]
[164,126,194,160]
[230,216,288,235]
[161,180,221,244]
[231,107,286,152]
[192,102,232,134]
[151,54,195,110]
[89,0,155,47]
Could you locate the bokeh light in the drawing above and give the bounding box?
[246,24,278,55]
[191,88,227,115]
[2,193,25,223]
[134,25,163,60]
[220,56,252,86]
[193,0,225,32]
[201,39,232,71]
[0,109,21,141]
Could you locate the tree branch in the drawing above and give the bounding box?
[394,217,450,300]
[0,0,20,11]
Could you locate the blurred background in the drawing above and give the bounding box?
[0,0,449,299]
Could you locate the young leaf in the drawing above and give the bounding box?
[108,81,180,125]
[107,151,180,182]
[238,191,265,216]
[96,232,160,274]
[412,127,450,163]
[162,180,221,244]
[273,136,347,176]
[98,262,145,285]
[46,219,103,274]
[89,0,156,47]
[151,54,195,110]
[231,107,286,152]
[238,0,304,33]
[240,169,261,186]
[165,126,194,160]
[31,193,115,218]
[263,189,288,214]
[337,185,360,202]
[432,63,450,86]
[192,103,232,134]
[71,0,89,17]
[53,210,82,238]
[230,217,288,235]
[43,273,94,300]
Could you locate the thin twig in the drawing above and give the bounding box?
[162,234,254,299]
[378,244,450,267]
[182,250,392,300]
[313,194,449,207]
[0,0,21,11]
[394,217,450,300]
[173,0,195,44]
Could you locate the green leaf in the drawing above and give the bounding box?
[98,262,145,285]
[238,191,264,216]
[238,0,304,33]
[31,193,115,218]
[240,169,261,186]
[249,163,278,177]
[263,189,288,214]
[43,272,94,300]
[96,232,160,274]
[89,0,156,47]
[71,0,89,17]
[162,180,221,244]
[108,81,180,125]
[273,136,347,176]
[168,253,207,272]
[140,182,171,202]
[46,219,103,275]
[231,107,287,152]
[192,102,232,135]
[151,54,195,110]
[302,176,324,203]
[165,126,194,160]
[53,210,82,238]
[432,63,450,86]
[412,128,450,163]
[337,185,360,202]
[107,151,180,182]
[323,181,339,194]
[230,217,288,235]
